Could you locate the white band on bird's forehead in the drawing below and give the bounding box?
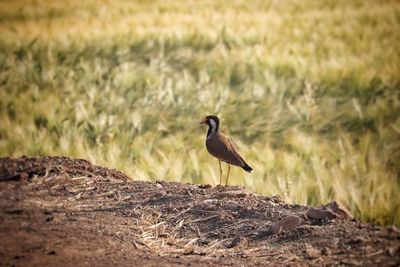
[207,118,217,139]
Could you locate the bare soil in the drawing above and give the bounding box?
[0,156,399,266]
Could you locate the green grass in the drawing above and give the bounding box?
[0,0,399,226]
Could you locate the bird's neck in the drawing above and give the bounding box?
[207,120,218,139]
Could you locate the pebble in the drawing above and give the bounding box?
[272,215,302,235]
[306,207,335,220]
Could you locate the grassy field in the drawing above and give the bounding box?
[0,0,399,226]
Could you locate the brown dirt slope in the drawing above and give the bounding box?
[0,156,399,267]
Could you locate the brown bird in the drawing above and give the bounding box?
[200,115,253,185]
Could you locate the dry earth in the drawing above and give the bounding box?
[0,156,399,266]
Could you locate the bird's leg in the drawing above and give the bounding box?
[218,160,223,185]
[226,164,231,186]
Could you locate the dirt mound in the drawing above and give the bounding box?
[1,156,399,266]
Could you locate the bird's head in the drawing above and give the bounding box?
[200,115,220,130]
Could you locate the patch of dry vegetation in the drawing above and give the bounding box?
[0,0,399,226]
[1,157,399,266]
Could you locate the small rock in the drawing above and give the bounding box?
[334,208,352,219]
[321,201,339,211]
[47,250,56,255]
[306,207,335,220]
[272,215,302,235]
[321,201,352,219]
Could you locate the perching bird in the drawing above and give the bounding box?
[200,115,253,185]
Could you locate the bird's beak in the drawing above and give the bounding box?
[200,118,207,125]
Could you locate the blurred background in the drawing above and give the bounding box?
[0,0,399,226]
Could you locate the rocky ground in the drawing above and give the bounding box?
[0,156,399,266]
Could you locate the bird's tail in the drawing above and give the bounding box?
[242,163,253,173]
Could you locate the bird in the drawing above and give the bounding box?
[200,115,253,185]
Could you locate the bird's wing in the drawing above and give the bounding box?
[226,137,246,162]
[218,133,246,166]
